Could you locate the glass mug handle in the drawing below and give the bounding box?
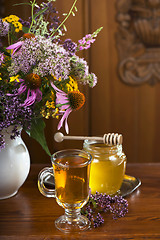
[38,167,55,198]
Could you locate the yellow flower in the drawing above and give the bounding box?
[15,28,20,33]
[0,77,2,81]
[50,91,55,101]
[45,91,56,110]
[45,101,55,109]
[52,108,59,119]
[13,21,22,31]
[3,15,22,32]
[9,75,20,83]
[66,76,79,92]
[11,15,19,21]
[51,75,57,81]
[66,84,73,92]
[51,75,62,82]
[40,108,46,117]
[4,15,19,23]
[40,107,59,119]
[3,17,10,23]
[51,76,79,94]
[4,21,23,33]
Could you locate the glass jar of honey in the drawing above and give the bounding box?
[83,140,127,195]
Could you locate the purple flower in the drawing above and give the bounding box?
[51,83,72,134]
[86,73,97,88]
[0,133,5,150]
[70,56,98,87]
[51,83,85,134]
[0,52,4,65]
[8,36,71,80]
[77,27,103,51]
[0,90,33,151]
[93,213,104,228]
[0,19,9,36]
[81,192,128,228]
[7,78,42,107]
[19,18,30,28]
[70,56,89,81]
[6,41,23,55]
[77,34,96,51]
[63,39,77,56]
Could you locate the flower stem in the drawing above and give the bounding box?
[50,0,78,37]
[28,0,36,33]
[7,31,10,46]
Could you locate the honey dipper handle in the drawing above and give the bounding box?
[54,132,123,145]
[54,132,102,142]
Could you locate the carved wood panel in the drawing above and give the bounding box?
[116,0,160,85]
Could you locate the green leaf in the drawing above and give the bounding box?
[0,48,11,57]
[90,198,97,209]
[25,118,51,156]
[74,6,78,12]
[92,27,103,38]
[13,2,31,6]
[63,24,67,32]
[33,6,48,19]
[22,26,29,33]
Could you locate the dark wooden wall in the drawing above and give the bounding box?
[3,0,160,164]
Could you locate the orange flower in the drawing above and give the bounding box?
[25,73,42,89]
[23,33,35,39]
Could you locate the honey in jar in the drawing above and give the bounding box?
[83,140,127,195]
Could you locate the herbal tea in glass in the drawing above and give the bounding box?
[51,149,92,232]
[53,155,90,208]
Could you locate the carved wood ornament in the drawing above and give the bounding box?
[116,0,160,85]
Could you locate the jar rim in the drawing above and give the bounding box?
[83,139,122,147]
[83,139,123,154]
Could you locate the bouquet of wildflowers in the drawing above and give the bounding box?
[0,0,102,155]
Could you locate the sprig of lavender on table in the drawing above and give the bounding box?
[81,192,128,228]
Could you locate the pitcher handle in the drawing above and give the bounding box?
[38,167,55,198]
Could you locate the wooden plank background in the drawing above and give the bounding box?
[2,0,160,164]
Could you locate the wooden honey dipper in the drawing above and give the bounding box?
[54,132,123,145]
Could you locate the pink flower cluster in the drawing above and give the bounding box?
[78,34,96,50]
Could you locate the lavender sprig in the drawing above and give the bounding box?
[19,18,30,28]
[81,192,128,228]
[77,27,103,51]
[0,89,33,151]
[63,39,77,56]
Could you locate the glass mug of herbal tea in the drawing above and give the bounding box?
[38,149,92,233]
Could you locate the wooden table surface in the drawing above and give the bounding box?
[0,163,160,240]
